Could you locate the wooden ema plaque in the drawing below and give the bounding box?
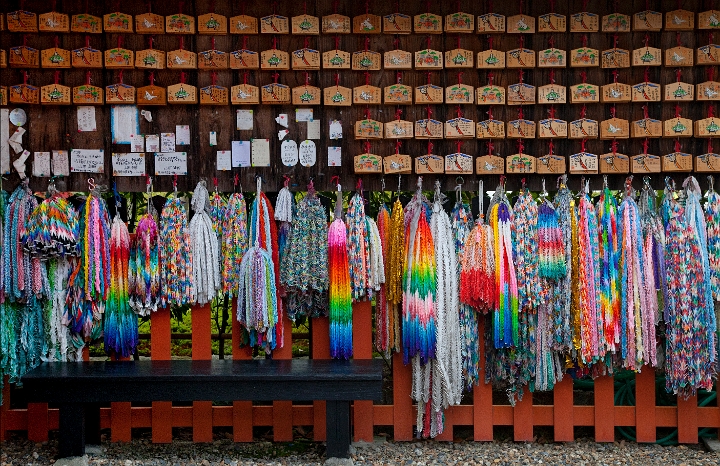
[699,10,720,29]
[415,84,443,104]
[323,86,351,106]
[602,13,630,32]
[167,83,198,104]
[415,119,443,139]
[261,83,290,104]
[353,85,381,105]
[446,84,473,104]
[415,49,443,69]
[384,13,411,34]
[0,50,5,68]
[416,154,444,174]
[665,46,693,67]
[632,82,661,102]
[40,11,69,32]
[696,153,720,172]
[106,83,135,104]
[666,10,694,30]
[507,119,536,139]
[136,49,165,69]
[477,154,505,174]
[507,48,536,68]
[599,153,630,174]
[230,15,258,34]
[507,83,536,105]
[383,154,412,174]
[41,48,71,69]
[695,118,720,138]
[507,14,535,33]
[664,117,693,137]
[445,12,474,33]
[506,153,536,174]
[40,84,71,105]
[7,11,38,32]
[104,12,132,33]
[633,10,662,31]
[632,47,662,67]
[631,118,662,138]
[537,154,566,174]
[292,15,320,34]
[477,13,505,33]
[570,48,599,67]
[601,48,630,68]
[663,151,693,172]
[322,14,351,34]
[10,84,39,104]
[697,45,720,65]
[230,50,259,69]
[477,119,505,139]
[198,50,229,70]
[384,84,412,105]
[664,82,694,101]
[323,49,351,69]
[73,84,103,105]
[538,48,567,68]
[168,50,197,69]
[477,49,505,69]
[200,85,230,105]
[198,13,227,34]
[569,152,598,174]
[631,154,661,173]
[136,13,164,34]
[445,49,474,68]
[292,85,321,105]
[539,13,566,32]
[261,50,289,70]
[71,47,102,68]
[538,119,568,138]
[71,14,102,33]
[355,119,383,139]
[603,86,633,108]
[292,48,321,70]
[0,87,6,106]
[538,84,566,104]
[352,51,381,71]
[478,84,506,105]
[445,153,473,174]
[600,118,629,139]
[105,48,134,69]
[231,84,259,105]
[570,12,599,32]
[414,13,442,33]
[384,49,412,69]
[569,119,599,139]
[445,118,475,138]
[353,14,382,33]
[698,81,720,100]
[10,46,39,68]
[260,15,288,34]
[385,120,413,139]
[354,153,382,173]
[137,85,166,105]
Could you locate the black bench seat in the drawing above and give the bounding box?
[22,359,384,459]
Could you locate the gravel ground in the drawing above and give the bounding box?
[2,432,720,466]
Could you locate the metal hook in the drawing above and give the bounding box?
[708,175,715,193]
[87,177,96,191]
[541,178,547,198]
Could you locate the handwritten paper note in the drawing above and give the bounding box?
[112,153,146,177]
[307,119,320,140]
[52,150,69,176]
[146,134,160,152]
[0,109,9,174]
[251,138,270,167]
[155,152,188,176]
[77,106,97,132]
[209,131,217,146]
[281,140,299,166]
[161,133,175,153]
[232,140,251,167]
[328,146,342,167]
[70,149,105,173]
[299,140,317,167]
[130,134,145,152]
[296,108,313,122]
[329,120,342,139]
[175,125,191,145]
[217,150,232,171]
[236,110,253,130]
[32,152,51,177]
[111,105,139,144]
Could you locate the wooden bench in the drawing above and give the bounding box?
[21,359,383,459]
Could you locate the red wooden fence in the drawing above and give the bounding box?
[1,303,719,444]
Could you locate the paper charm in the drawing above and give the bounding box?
[135,13,164,34]
[446,152,473,174]
[570,11,599,32]
[600,115,629,139]
[292,14,320,34]
[7,10,38,32]
[477,82,506,105]
[231,83,259,105]
[507,144,536,174]
[261,14,289,34]
[414,12,442,33]
[665,46,693,67]
[508,118,537,139]
[539,13,566,32]
[507,14,535,33]
[384,48,412,69]
[278,129,289,141]
[445,78,473,104]
[476,153,505,175]
[167,81,198,104]
[633,10,662,31]
[41,46,71,69]
[9,45,39,68]
[477,13,505,33]
[136,48,165,69]
[230,15,258,34]
[445,117,475,139]
[353,14,382,34]
[103,12,132,33]
[230,47,259,69]
[601,47,630,68]
[384,82,413,105]
[507,83,536,105]
[40,11,70,32]
[569,118,599,139]
[322,14,351,34]
[445,48,473,68]
[445,11,474,33]
[198,49,229,70]
[665,9,694,30]
[198,13,228,34]
[71,13,102,33]
[281,140,298,166]
[415,48,443,69]
[276,114,289,127]
[699,10,720,29]
[384,12,411,34]
[41,83,71,105]
[601,12,630,32]
[106,82,135,104]
[355,118,383,139]
[631,153,661,173]
[632,46,661,67]
[299,140,317,167]
[537,142,566,174]
[354,145,382,173]
[385,119,414,139]
[416,153,444,175]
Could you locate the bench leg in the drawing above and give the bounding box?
[325,400,351,459]
[59,403,85,458]
[85,403,101,445]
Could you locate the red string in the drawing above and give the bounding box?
[212,37,216,50]
[178,1,183,15]
[86,71,91,85]
[549,106,556,119]
[487,140,495,154]
[23,71,27,85]
[675,103,681,118]
[519,35,524,49]
[519,0,524,14]
[710,139,714,154]
[488,0,494,12]
[395,108,402,120]
[304,72,309,85]
[54,70,59,85]
[426,35,431,50]
[710,67,716,82]
[333,0,338,14]
[580,104,587,119]
[426,0,431,13]
[549,0,555,12]
[518,68,524,83]
[457,72,463,85]
[456,140,462,154]
[366,0,370,15]
[212,71,217,86]
[283,175,290,188]
[272,72,279,84]
[517,106,524,120]
[676,68,682,82]
[272,37,277,50]
[548,139,554,154]
[426,72,432,85]
[243,71,248,85]
[644,66,650,83]
[365,36,370,51]
[643,138,650,154]
[676,32,682,47]
[710,105,716,118]
[396,140,402,154]
[674,139,681,153]
[581,34,588,48]
[393,37,399,49]
[210,0,215,13]
[582,0,589,10]
[180,71,185,84]
[149,36,154,49]
[548,36,554,49]
[364,141,371,153]
[214,177,219,188]
[335,73,340,86]
[331,175,340,186]
[488,36,494,49]
[610,105,616,119]
[457,35,461,50]
[233,173,239,187]
[517,139,524,154]
[149,71,155,86]
[364,106,370,119]
[581,138,587,153]
[426,106,432,118]
[180,36,184,50]
[365,71,370,86]
[580,70,587,84]
[612,69,619,83]
[118,70,123,84]
[549,69,555,84]
[335,36,340,50]
[643,33,650,48]
[457,105,463,119]
[427,140,433,154]
[173,174,178,189]
[487,107,494,120]
[643,104,649,119]
[304,0,307,15]
[396,72,402,84]
[613,34,619,48]
[488,72,494,85]
[85,35,90,48]
[611,139,618,155]
[304,37,309,49]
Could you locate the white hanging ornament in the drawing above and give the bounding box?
[299,140,317,167]
[280,140,299,167]
[189,180,221,305]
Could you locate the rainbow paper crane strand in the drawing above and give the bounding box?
[596,182,620,356]
[221,193,248,297]
[537,200,566,281]
[328,187,352,359]
[128,213,160,316]
[577,190,602,365]
[550,181,574,351]
[512,188,542,312]
[639,179,666,324]
[347,192,371,301]
[159,197,192,306]
[3,181,42,302]
[375,204,391,356]
[705,182,720,301]
[22,192,80,259]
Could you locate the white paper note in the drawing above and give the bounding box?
[32,152,51,177]
[111,105,139,144]
[236,110,253,130]
[275,114,289,128]
[8,127,26,153]
[281,140,299,167]
[278,129,289,141]
[209,131,217,146]
[307,119,320,140]
[130,134,145,152]
[217,150,232,171]
[52,150,69,176]
[70,149,105,173]
[155,152,188,176]
[251,139,270,167]
[295,108,313,122]
[0,109,9,174]
[176,125,191,145]
[299,140,317,167]
[77,106,97,132]
[112,153,146,177]
[146,134,160,153]
[141,109,153,122]
[161,133,175,153]
[328,147,342,167]
[232,141,251,168]
[330,120,343,140]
